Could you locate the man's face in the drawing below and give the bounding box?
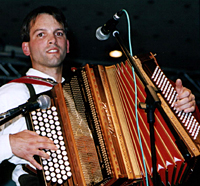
[23,13,68,70]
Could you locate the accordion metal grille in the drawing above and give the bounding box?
[62,75,104,185]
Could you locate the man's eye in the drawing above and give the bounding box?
[37,33,44,37]
[56,32,64,36]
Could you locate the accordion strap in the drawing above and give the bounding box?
[9,75,56,87]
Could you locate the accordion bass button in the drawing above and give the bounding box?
[52,177,57,183]
[62,175,68,180]
[46,175,51,181]
[57,178,63,184]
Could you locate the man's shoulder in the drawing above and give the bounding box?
[0,82,30,110]
[0,82,28,94]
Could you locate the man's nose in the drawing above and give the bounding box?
[48,34,57,45]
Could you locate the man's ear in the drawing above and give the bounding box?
[66,39,70,53]
[22,42,30,56]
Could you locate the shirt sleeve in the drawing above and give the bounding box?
[0,134,13,163]
[0,83,29,164]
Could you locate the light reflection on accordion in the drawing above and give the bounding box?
[27,53,200,186]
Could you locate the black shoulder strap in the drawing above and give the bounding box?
[24,83,36,98]
[24,83,37,131]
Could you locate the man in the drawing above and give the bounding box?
[0,5,198,186]
[0,6,69,186]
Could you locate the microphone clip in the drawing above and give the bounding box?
[96,9,124,41]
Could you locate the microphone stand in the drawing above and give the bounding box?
[0,107,28,126]
[139,85,161,186]
[112,30,161,186]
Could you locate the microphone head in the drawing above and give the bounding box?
[96,26,111,41]
[37,95,51,110]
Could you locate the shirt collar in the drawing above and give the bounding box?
[26,68,65,83]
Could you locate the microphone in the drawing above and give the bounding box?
[0,95,51,119]
[96,9,123,41]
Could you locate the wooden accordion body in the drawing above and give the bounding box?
[27,53,200,186]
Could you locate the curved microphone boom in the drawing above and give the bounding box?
[96,9,123,41]
[12,94,51,114]
[0,95,51,124]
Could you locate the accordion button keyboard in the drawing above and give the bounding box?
[31,106,72,184]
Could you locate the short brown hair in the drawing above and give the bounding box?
[21,6,68,42]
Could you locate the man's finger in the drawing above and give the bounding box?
[37,141,58,151]
[28,156,43,170]
[175,78,183,95]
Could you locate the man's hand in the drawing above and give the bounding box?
[175,79,196,113]
[9,130,57,170]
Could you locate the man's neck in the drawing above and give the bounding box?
[33,66,63,83]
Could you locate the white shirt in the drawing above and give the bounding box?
[0,68,64,185]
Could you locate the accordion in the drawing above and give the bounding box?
[27,52,200,186]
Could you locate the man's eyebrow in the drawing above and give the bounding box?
[54,28,65,32]
[32,28,46,35]
[32,28,65,35]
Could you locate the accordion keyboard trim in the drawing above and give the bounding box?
[134,53,200,157]
[152,66,200,142]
